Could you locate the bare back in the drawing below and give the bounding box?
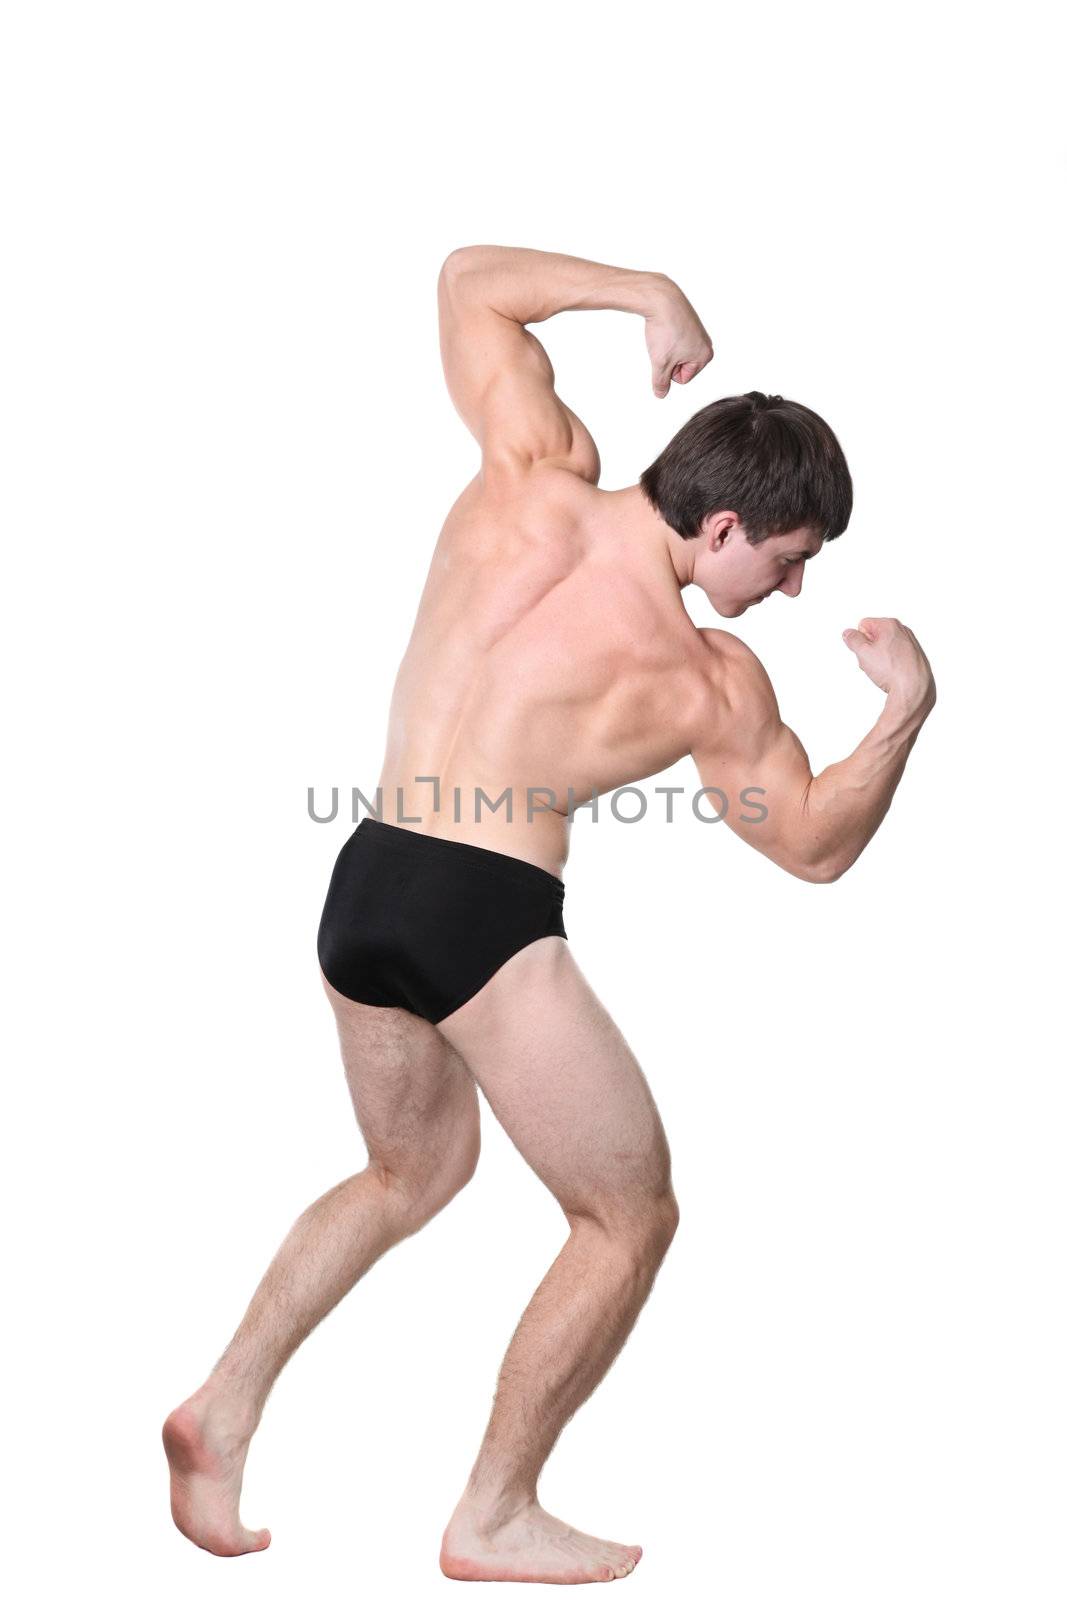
[376,467,716,875]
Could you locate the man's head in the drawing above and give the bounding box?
[639,391,852,617]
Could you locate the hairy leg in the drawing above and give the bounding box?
[163,980,480,1556]
[435,937,679,1584]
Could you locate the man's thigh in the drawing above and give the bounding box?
[435,937,674,1227]
[322,972,480,1199]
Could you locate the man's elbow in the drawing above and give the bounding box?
[790,847,853,885]
[439,250,466,291]
[439,245,490,284]
[438,252,468,302]
[440,247,467,276]
[803,857,849,885]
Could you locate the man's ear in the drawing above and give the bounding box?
[700,510,741,550]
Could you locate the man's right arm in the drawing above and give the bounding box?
[436,246,714,481]
[691,620,936,883]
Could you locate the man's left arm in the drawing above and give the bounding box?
[692,622,936,883]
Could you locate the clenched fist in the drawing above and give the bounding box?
[644,277,714,398]
[842,617,936,711]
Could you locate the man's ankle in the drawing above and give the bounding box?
[455,1481,538,1532]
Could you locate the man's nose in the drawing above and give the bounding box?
[782,566,804,598]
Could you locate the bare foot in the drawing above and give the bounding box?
[162,1387,270,1557]
[440,1498,642,1584]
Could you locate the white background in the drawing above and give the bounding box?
[3,3,1063,1596]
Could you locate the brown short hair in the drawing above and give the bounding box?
[639,390,852,542]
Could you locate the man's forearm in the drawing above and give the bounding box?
[802,690,934,881]
[442,244,666,326]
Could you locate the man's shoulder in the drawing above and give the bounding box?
[695,626,766,679]
[693,628,777,719]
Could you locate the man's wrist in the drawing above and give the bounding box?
[884,681,936,730]
[640,271,678,320]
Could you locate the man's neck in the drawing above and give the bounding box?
[610,484,697,588]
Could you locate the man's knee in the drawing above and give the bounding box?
[434,1119,481,1206]
[657,1189,681,1245]
[643,1190,680,1254]
[568,1188,680,1256]
[371,1111,481,1222]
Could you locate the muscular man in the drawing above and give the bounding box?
[163,245,935,1582]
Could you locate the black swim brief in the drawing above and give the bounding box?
[317,818,568,1023]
